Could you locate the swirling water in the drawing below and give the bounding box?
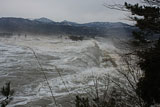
[0,35,120,107]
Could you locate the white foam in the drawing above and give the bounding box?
[0,35,121,106]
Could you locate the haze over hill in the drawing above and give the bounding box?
[0,17,134,37]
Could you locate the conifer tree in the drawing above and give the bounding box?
[125,1,160,106]
[0,82,14,107]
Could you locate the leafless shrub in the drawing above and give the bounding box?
[75,52,145,107]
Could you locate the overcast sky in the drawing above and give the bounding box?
[0,0,139,24]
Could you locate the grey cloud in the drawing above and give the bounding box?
[0,0,138,23]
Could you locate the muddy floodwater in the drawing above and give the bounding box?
[0,35,120,107]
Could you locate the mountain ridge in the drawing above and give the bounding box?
[0,17,134,37]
